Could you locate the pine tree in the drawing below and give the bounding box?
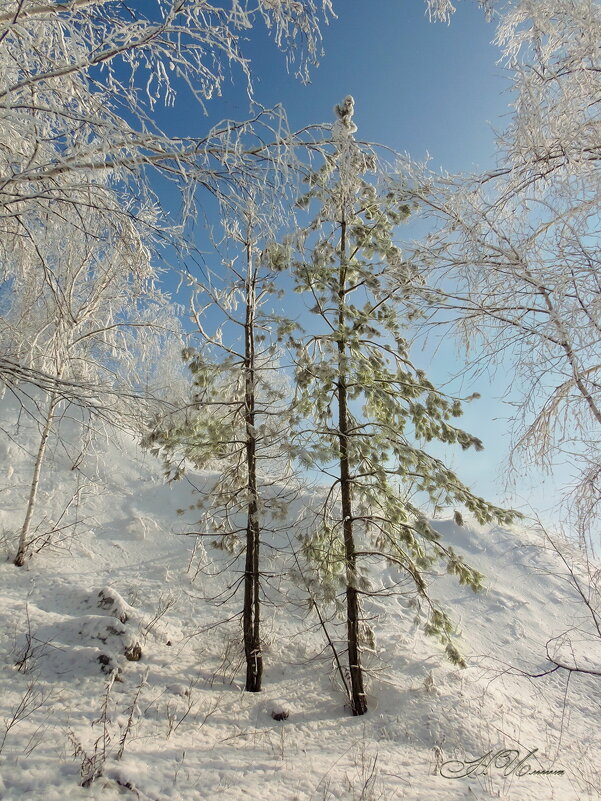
[288,97,517,716]
[144,198,297,692]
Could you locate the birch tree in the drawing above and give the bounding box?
[0,0,335,401]
[0,0,333,216]
[405,0,601,546]
[289,97,516,716]
[1,201,181,566]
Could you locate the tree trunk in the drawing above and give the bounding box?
[243,240,263,692]
[337,218,367,716]
[14,391,61,566]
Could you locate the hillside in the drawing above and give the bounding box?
[0,394,599,801]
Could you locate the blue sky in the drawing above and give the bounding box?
[153,1,567,525]
[239,1,509,172]
[160,1,509,170]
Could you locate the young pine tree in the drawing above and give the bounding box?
[289,97,517,716]
[144,199,297,693]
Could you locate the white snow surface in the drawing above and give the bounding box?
[0,395,599,800]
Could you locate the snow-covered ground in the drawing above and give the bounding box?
[0,395,599,801]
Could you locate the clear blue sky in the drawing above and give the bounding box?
[226,1,508,172]
[154,1,567,526]
[158,2,510,167]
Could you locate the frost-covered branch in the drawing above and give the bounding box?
[399,1,601,546]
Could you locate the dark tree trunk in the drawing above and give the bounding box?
[243,240,263,693]
[337,218,367,716]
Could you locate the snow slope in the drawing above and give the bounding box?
[0,394,599,801]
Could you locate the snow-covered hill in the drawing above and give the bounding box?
[0,394,599,801]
